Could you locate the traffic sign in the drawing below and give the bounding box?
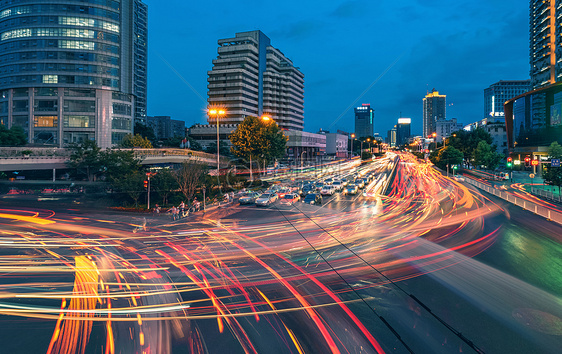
[552,159,561,167]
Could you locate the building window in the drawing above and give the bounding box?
[34,115,58,128]
[64,115,93,128]
[42,75,58,83]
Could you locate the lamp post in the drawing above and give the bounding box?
[300,151,306,172]
[350,134,355,159]
[208,108,226,182]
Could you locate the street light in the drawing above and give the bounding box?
[350,134,355,159]
[208,107,226,180]
[300,151,306,170]
[261,115,271,122]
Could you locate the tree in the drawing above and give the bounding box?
[205,140,231,156]
[120,134,153,148]
[67,140,104,182]
[431,146,464,171]
[474,141,503,170]
[0,125,27,146]
[134,122,156,143]
[361,151,373,160]
[548,141,562,159]
[101,149,142,183]
[447,128,493,167]
[229,116,287,177]
[111,170,146,207]
[174,161,206,201]
[152,169,178,205]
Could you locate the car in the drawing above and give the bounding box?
[340,177,349,186]
[255,193,278,207]
[453,176,465,182]
[324,178,333,185]
[300,184,315,196]
[494,172,509,181]
[280,193,300,205]
[276,188,291,198]
[314,182,324,191]
[302,193,322,205]
[332,181,343,191]
[343,184,359,195]
[239,192,260,205]
[321,185,336,196]
[354,179,365,189]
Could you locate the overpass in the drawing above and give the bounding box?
[0,148,227,172]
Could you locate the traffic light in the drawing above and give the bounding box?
[524,157,531,167]
[507,157,513,168]
[143,180,148,189]
[531,159,539,166]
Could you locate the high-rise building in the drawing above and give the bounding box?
[484,80,530,118]
[146,116,185,141]
[396,118,411,147]
[0,0,148,148]
[423,89,446,138]
[207,30,304,131]
[530,0,560,89]
[354,103,374,139]
[435,118,463,142]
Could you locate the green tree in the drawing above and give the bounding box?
[447,128,493,167]
[152,169,178,205]
[120,134,153,148]
[134,122,156,143]
[229,116,287,176]
[111,170,146,207]
[0,125,27,146]
[361,151,373,160]
[431,146,464,170]
[101,149,142,183]
[548,141,562,159]
[67,139,104,182]
[474,141,503,170]
[205,140,231,156]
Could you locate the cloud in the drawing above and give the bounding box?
[330,1,364,18]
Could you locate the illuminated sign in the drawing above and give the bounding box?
[398,118,411,124]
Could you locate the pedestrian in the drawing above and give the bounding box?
[179,201,185,217]
[168,206,177,221]
[230,191,235,203]
[154,204,160,215]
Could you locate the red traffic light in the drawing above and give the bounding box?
[524,157,530,162]
[143,180,148,188]
[531,159,539,166]
[507,157,513,162]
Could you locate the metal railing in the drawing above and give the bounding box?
[530,187,562,203]
[464,177,562,225]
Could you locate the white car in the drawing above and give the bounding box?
[255,193,278,207]
[320,185,335,196]
[332,181,343,191]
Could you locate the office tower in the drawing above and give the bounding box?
[423,89,446,138]
[530,0,560,89]
[354,103,374,139]
[484,80,530,118]
[207,30,304,131]
[396,118,411,146]
[146,116,185,141]
[0,0,148,148]
[132,0,148,124]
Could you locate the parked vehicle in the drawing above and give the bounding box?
[255,193,278,207]
[239,192,261,205]
[303,193,322,205]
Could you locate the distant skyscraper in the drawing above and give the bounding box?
[530,0,560,89]
[207,30,304,130]
[396,118,411,146]
[0,0,148,148]
[484,80,530,118]
[354,103,374,139]
[423,89,446,138]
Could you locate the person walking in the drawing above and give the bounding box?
[179,201,186,217]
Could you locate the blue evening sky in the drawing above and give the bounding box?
[144,0,529,137]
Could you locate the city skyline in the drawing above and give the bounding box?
[145,0,529,137]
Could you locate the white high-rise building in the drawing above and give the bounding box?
[207,30,304,130]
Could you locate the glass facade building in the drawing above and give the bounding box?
[484,80,530,118]
[0,0,147,148]
[354,103,374,139]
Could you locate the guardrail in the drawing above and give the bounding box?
[530,187,562,203]
[464,177,562,225]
